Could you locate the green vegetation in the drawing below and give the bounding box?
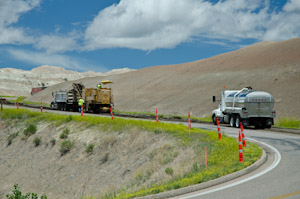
[60,140,74,155]
[114,109,212,123]
[165,167,174,176]
[33,137,41,147]
[0,95,17,98]
[6,184,47,199]
[50,138,56,146]
[7,132,19,146]
[7,96,50,107]
[60,128,70,139]
[275,117,300,129]
[85,143,95,154]
[23,124,37,137]
[0,108,261,199]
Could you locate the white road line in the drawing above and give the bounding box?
[182,138,281,199]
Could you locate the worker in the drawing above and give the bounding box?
[97,83,101,90]
[78,98,84,112]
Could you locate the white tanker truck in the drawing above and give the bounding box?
[212,87,276,128]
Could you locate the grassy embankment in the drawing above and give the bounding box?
[6,97,300,129]
[114,110,212,123]
[6,96,50,107]
[274,117,300,129]
[0,108,261,199]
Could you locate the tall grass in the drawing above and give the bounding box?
[0,108,261,199]
[275,117,300,129]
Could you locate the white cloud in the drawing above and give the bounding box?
[35,35,79,54]
[8,49,83,71]
[0,0,40,45]
[84,0,300,51]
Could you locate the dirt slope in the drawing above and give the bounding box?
[0,120,195,198]
[27,38,300,118]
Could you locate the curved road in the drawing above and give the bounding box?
[3,105,300,199]
[174,123,300,199]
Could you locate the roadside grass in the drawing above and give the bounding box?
[275,117,300,129]
[114,109,212,123]
[6,96,50,106]
[0,108,261,199]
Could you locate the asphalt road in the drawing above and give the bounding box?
[3,105,300,199]
[173,123,300,199]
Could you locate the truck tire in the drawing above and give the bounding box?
[212,115,217,125]
[230,116,235,127]
[235,115,241,128]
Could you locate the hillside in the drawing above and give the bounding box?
[0,65,134,97]
[27,38,300,118]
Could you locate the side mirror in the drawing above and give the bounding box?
[212,96,216,103]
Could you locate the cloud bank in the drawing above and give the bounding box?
[1,0,300,69]
[84,0,300,50]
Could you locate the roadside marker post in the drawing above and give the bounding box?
[205,146,207,169]
[110,107,114,120]
[156,108,158,124]
[238,130,244,163]
[41,100,43,113]
[240,122,246,147]
[81,104,83,116]
[188,112,191,136]
[216,118,222,140]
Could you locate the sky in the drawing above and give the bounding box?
[0,0,300,72]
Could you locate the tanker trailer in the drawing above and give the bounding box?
[212,87,276,128]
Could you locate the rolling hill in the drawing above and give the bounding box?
[26,38,300,119]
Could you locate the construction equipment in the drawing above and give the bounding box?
[84,80,114,113]
[212,87,276,128]
[52,83,84,111]
[51,81,114,113]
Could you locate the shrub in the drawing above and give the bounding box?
[33,137,41,147]
[23,124,37,137]
[65,115,73,122]
[6,184,47,199]
[60,140,74,155]
[60,128,69,139]
[50,138,56,146]
[85,144,95,154]
[165,167,174,176]
[7,132,19,146]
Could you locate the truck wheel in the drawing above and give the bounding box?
[230,116,235,127]
[235,115,241,128]
[212,115,217,125]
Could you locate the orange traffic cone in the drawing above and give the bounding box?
[216,118,221,140]
[239,130,243,163]
[240,122,246,147]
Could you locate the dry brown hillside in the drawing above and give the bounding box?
[26,38,300,119]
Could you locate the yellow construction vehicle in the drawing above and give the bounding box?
[83,80,114,113]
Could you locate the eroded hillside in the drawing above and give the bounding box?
[0,118,195,198]
[27,38,300,118]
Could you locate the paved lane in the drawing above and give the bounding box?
[174,124,300,199]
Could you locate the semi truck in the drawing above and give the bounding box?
[212,87,276,128]
[51,83,84,111]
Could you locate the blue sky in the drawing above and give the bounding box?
[0,0,299,72]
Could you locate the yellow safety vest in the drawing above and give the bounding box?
[78,99,84,106]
